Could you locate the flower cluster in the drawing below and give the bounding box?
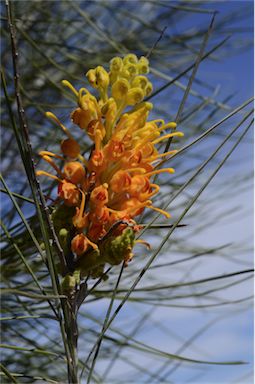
[37,54,183,279]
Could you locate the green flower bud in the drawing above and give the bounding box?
[104,228,135,266]
[61,273,76,294]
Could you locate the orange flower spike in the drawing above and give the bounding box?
[63,161,85,185]
[61,138,80,158]
[71,233,98,256]
[58,180,80,206]
[90,183,109,207]
[109,170,132,193]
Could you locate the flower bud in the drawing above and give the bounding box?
[111,78,130,100]
[110,170,131,193]
[88,223,106,242]
[86,66,110,89]
[129,175,150,196]
[123,53,138,65]
[140,142,155,158]
[90,183,109,207]
[71,107,93,130]
[126,88,144,105]
[138,56,149,74]
[71,234,90,255]
[61,273,76,293]
[88,149,106,172]
[124,63,138,77]
[110,57,123,73]
[64,161,85,184]
[131,75,148,90]
[104,227,135,266]
[145,82,153,96]
[98,67,110,88]
[105,140,125,160]
[61,138,80,158]
[58,180,80,206]
[89,206,110,225]
[86,69,97,86]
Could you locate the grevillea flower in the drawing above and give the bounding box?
[36,53,183,279]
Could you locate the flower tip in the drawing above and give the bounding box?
[145,102,153,110]
[135,239,151,250]
[170,122,177,129]
[61,80,79,97]
[45,111,58,123]
[168,168,175,174]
